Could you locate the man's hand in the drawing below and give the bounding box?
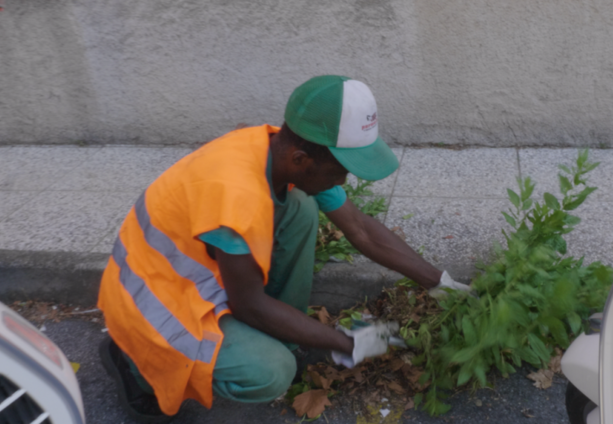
[428,270,472,299]
[331,321,399,368]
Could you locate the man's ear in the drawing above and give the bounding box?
[291,149,313,169]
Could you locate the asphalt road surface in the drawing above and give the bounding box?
[44,319,571,424]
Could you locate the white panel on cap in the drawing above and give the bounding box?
[337,80,379,148]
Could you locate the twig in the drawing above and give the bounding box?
[68,308,100,315]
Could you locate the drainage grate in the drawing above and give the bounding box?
[0,374,51,424]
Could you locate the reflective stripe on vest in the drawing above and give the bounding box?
[133,193,229,310]
[111,192,230,364]
[112,239,217,363]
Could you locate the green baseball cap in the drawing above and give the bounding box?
[284,75,399,181]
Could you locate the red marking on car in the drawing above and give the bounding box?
[3,312,63,368]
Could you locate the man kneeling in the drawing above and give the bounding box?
[97,75,470,422]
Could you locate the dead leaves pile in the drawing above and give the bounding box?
[9,301,104,325]
[291,286,439,419]
[373,285,441,328]
[292,360,422,419]
[318,221,345,245]
[526,347,564,390]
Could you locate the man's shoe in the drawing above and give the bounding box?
[99,336,176,424]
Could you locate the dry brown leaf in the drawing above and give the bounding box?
[527,369,554,389]
[292,389,332,418]
[317,307,331,325]
[405,397,415,410]
[280,409,287,416]
[400,352,415,365]
[352,368,365,383]
[549,357,562,374]
[310,371,332,390]
[390,358,405,372]
[324,366,343,382]
[402,365,422,384]
[548,348,563,374]
[339,369,355,380]
[402,366,430,390]
[380,353,394,361]
[388,380,406,394]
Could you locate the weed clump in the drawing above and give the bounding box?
[401,149,612,415]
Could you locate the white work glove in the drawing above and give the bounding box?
[428,270,473,299]
[331,321,399,368]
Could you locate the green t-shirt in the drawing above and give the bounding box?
[199,151,346,254]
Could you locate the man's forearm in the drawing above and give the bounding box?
[232,294,353,354]
[345,214,442,289]
[327,201,442,289]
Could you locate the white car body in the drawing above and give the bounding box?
[562,331,600,424]
[0,301,85,424]
[562,284,613,424]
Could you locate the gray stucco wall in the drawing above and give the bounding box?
[1,0,612,147]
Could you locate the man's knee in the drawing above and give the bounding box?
[213,316,297,403]
[213,344,296,403]
[256,347,297,400]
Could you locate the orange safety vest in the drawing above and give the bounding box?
[98,125,278,414]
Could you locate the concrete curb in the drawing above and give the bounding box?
[0,249,483,313]
[310,261,403,313]
[0,248,405,312]
[0,250,108,306]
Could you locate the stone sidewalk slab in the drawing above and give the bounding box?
[48,146,192,192]
[394,148,519,198]
[0,144,611,309]
[0,146,101,191]
[0,191,139,253]
[385,197,509,278]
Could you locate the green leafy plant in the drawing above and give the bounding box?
[400,149,612,416]
[314,178,387,272]
[286,374,311,402]
[337,309,363,329]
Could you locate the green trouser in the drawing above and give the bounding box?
[127,188,319,404]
